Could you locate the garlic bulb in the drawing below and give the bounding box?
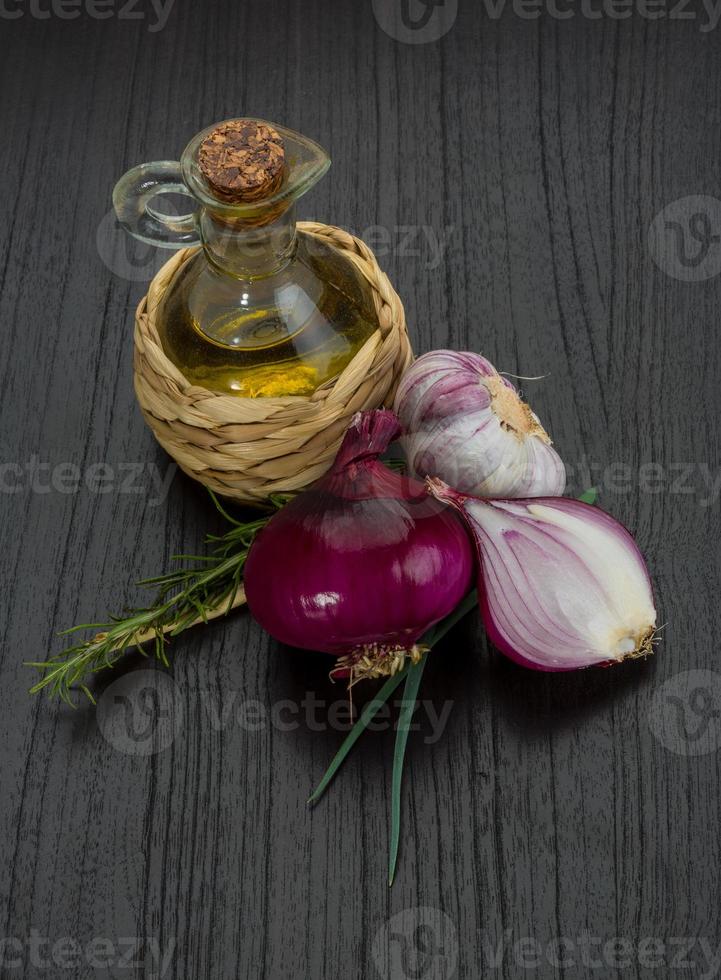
[394,350,566,498]
[427,479,658,671]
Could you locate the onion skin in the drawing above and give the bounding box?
[427,479,657,672]
[394,350,566,498]
[244,411,475,662]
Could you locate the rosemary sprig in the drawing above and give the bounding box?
[27,492,289,705]
[28,459,405,706]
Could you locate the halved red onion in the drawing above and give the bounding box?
[394,350,566,498]
[427,479,657,671]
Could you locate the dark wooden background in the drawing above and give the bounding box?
[1,2,720,978]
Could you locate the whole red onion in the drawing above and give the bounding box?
[244,410,475,680]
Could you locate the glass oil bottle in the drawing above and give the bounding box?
[114,119,378,397]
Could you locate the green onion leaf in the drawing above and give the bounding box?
[578,487,598,505]
[307,669,409,805]
[308,589,478,806]
[388,652,428,885]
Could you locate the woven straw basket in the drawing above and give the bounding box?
[133,222,413,502]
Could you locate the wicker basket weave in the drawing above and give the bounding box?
[133,221,413,502]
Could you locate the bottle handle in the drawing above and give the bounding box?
[112,161,201,248]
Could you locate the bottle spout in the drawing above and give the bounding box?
[113,119,330,248]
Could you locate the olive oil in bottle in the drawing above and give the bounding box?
[156,221,378,398]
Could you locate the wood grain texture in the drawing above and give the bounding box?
[1,3,719,978]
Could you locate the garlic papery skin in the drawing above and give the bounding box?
[427,479,658,672]
[394,350,566,498]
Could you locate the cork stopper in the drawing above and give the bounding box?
[198,120,286,203]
